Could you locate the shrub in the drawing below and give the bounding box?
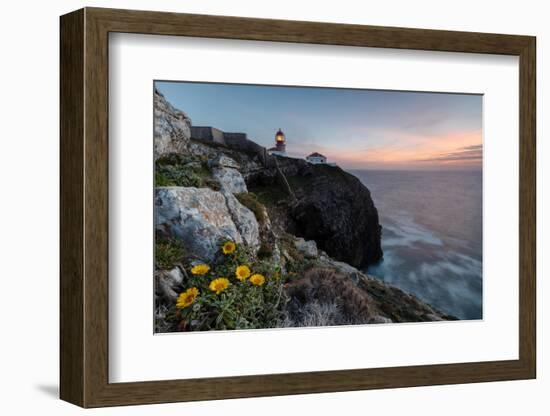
[155,238,185,270]
[155,154,214,188]
[155,171,176,187]
[284,268,374,326]
[156,153,190,166]
[257,242,273,259]
[155,163,203,187]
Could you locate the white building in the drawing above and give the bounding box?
[306,152,328,164]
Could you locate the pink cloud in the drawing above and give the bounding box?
[286,129,482,170]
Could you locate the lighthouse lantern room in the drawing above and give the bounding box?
[269,128,287,156]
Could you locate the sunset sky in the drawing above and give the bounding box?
[155,81,482,170]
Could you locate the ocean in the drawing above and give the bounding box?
[350,170,483,320]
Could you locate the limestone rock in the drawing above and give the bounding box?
[223,191,260,250]
[155,187,260,262]
[294,237,318,259]
[213,167,248,194]
[155,187,243,262]
[318,254,363,283]
[154,88,191,160]
[155,267,185,302]
[188,140,264,179]
[210,154,241,170]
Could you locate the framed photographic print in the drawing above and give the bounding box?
[60,7,536,408]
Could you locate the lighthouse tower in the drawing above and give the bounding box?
[268,128,287,156]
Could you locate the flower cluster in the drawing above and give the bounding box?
[175,241,267,312]
[169,237,285,331]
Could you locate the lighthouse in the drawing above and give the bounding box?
[268,128,287,156]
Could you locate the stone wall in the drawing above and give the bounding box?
[225,135,265,156]
[191,126,266,163]
[223,132,247,142]
[190,126,225,144]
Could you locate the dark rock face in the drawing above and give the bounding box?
[286,163,383,269]
[246,155,382,269]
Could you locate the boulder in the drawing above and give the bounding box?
[317,254,366,284]
[213,167,248,194]
[209,154,241,170]
[155,187,242,262]
[155,267,184,302]
[294,237,318,259]
[155,187,259,262]
[154,88,191,160]
[210,155,248,194]
[223,191,260,250]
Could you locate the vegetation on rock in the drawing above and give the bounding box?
[166,242,288,331]
[235,192,268,226]
[155,153,220,190]
[284,268,374,326]
[155,238,185,270]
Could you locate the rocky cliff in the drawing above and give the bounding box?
[152,88,453,331]
[247,157,383,268]
[154,88,192,160]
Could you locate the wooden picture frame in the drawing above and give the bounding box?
[60,7,536,408]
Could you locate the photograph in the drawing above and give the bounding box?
[153,81,483,333]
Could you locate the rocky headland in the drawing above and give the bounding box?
[153,88,455,332]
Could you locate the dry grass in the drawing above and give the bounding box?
[283,267,374,327]
[282,301,353,327]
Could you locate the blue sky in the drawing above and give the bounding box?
[155,81,482,170]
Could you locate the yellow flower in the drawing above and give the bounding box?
[249,274,265,286]
[191,264,210,275]
[209,278,230,294]
[235,265,251,281]
[176,287,199,309]
[222,241,236,254]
